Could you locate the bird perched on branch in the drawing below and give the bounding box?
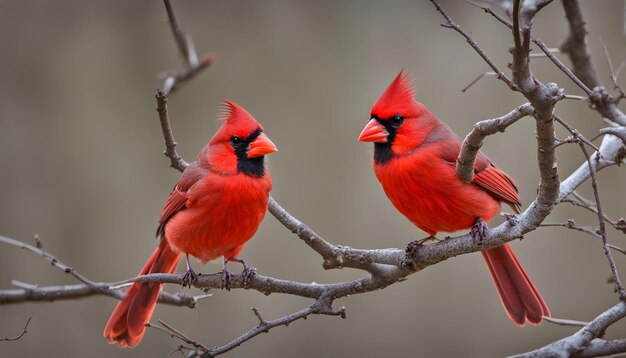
[104,100,277,347]
[358,71,549,326]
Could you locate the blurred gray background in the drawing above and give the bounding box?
[1,1,626,357]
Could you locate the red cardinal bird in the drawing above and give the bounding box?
[358,71,549,326]
[104,100,277,347]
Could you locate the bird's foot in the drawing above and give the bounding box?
[501,212,518,226]
[181,268,199,289]
[405,235,436,255]
[230,258,256,287]
[403,237,434,271]
[470,218,489,244]
[221,268,233,291]
[242,266,256,287]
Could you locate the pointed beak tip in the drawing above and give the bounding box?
[246,134,278,158]
[358,119,389,143]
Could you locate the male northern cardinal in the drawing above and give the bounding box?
[358,71,550,326]
[104,100,277,347]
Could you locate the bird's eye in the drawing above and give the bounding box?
[231,136,242,146]
[391,115,404,126]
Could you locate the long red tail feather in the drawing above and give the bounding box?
[104,240,180,347]
[482,244,550,326]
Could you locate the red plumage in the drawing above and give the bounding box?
[104,101,277,347]
[359,71,549,326]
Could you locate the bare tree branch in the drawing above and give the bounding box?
[473,1,592,96]
[146,319,209,353]
[562,192,626,233]
[512,302,626,357]
[2,1,625,356]
[456,103,534,182]
[575,338,626,358]
[430,0,519,91]
[560,0,600,89]
[539,220,626,255]
[161,0,214,95]
[156,89,189,171]
[0,317,32,342]
[577,142,625,298]
[185,301,346,358]
[600,127,626,146]
[0,234,208,308]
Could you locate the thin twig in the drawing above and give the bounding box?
[553,115,600,153]
[430,0,519,91]
[0,235,94,285]
[512,302,626,357]
[193,301,345,358]
[562,193,626,233]
[577,142,625,298]
[461,71,496,92]
[473,0,592,95]
[145,320,207,353]
[599,38,624,98]
[0,235,203,307]
[539,221,626,255]
[0,317,32,342]
[160,0,214,95]
[164,0,194,66]
[156,89,189,172]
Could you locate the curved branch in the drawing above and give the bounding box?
[512,302,626,358]
[455,103,534,182]
[188,301,345,357]
[161,0,214,95]
[600,127,626,146]
[156,89,189,171]
[0,317,31,342]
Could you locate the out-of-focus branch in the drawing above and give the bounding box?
[456,103,534,182]
[161,0,214,95]
[557,0,626,127]
[560,0,600,89]
[512,302,626,358]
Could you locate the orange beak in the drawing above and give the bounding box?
[358,119,388,143]
[247,133,278,158]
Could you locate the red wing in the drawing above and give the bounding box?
[436,137,521,212]
[473,164,522,212]
[156,163,206,237]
